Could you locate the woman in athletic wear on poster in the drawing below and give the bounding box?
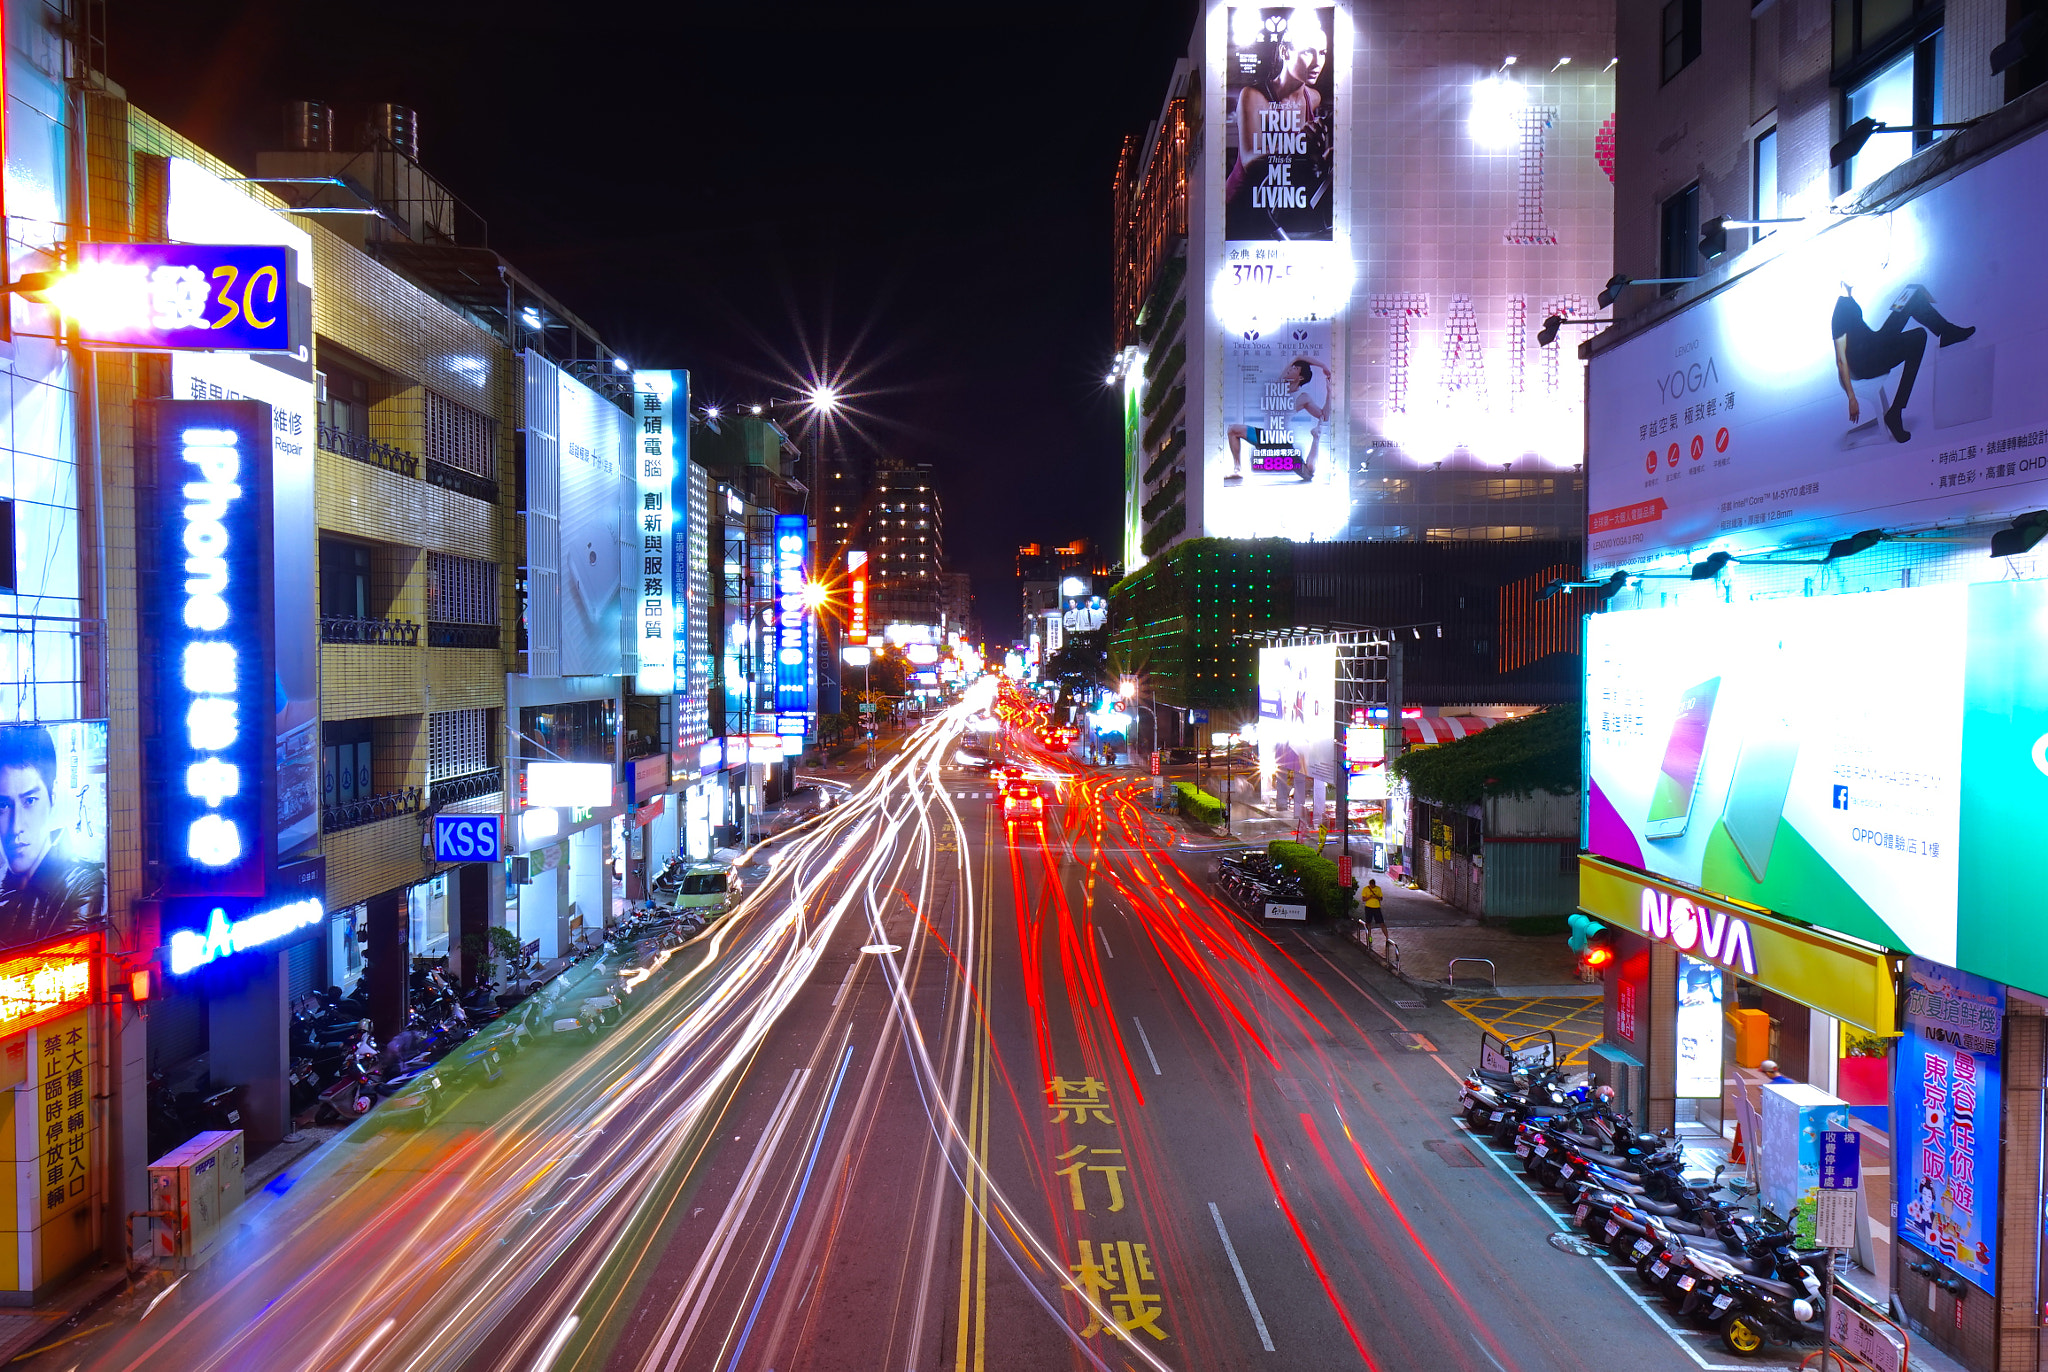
[1224,355,1330,485]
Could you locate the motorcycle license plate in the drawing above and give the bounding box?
[1559,1165,1575,1179]
[1677,1275,1695,1291]
[1573,1203,1589,1221]
[1533,1145,1548,1157]
[1713,1295,1733,1311]
[1514,1143,1530,1157]
[1650,1261,1669,1279]
[1488,1110,1504,1122]
[1605,1220,1621,1237]
[1631,1239,1653,1258]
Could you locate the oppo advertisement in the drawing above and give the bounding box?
[1589,578,2048,998]
[1588,126,2048,571]
[1257,644,1337,782]
[556,367,633,676]
[169,159,320,862]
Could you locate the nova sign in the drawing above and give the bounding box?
[1638,885,1758,976]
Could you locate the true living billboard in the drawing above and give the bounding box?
[1588,126,2048,569]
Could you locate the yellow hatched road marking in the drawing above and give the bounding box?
[1444,995,1604,1066]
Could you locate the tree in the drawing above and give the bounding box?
[1042,628,1109,711]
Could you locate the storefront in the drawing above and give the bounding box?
[0,935,103,1299]
[1580,858,1901,1294]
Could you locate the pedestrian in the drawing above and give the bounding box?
[1361,878,1385,934]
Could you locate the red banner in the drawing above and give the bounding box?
[1589,497,1669,534]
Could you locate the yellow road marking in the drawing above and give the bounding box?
[1444,996,1604,1067]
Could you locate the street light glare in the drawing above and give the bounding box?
[704,405,721,420]
[806,384,840,413]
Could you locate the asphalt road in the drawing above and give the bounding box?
[53,685,1717,1371]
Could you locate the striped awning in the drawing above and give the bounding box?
[1404,715,1499,746]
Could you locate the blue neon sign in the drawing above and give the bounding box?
[74,243,301,353]
[167,897,323,975]
[150,400,276,897]
[774,514,812,714]
[433,814,502,863]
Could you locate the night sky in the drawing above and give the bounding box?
[104,0,1198,640]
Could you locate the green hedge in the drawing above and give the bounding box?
[1175,781,1224,825]
[1141,470,1185,523]
[1391,703,1581,808]
[1267,840,1355,919]
[1139,501,1185,555]
[1143,429,1185,486]
[1142,385,1185,450]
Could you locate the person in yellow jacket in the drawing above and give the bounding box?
[1361,878,1385,933]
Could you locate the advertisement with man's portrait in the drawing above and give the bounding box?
[0,721,108,953]
[1224,7,1334,243]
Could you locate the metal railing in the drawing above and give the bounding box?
[1447,957,1498,992]
[430,768,502,807]
[318,424,419,477]
[425,458,498,504]
[322,786,422,834]
[426,621,499,649]
[321,614,420,646]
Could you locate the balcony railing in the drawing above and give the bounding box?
[319,424,419,478]
[425,459,498,504]
[427,620,499,649]
[323,786,422,834]
[322,615,420,646]
[430,768,503,807]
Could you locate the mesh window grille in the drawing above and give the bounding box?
[427,553,499,625]
[423,390,495,478]
[429,708,491,781]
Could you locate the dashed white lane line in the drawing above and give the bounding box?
[1097,925,1114,959]
[831,962,859,1007]
[1208,1202,1275,1352]
[1131,1016,1163,1076]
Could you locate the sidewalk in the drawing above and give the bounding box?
[1355,884,1587,994]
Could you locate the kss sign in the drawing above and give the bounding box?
[433,815,502,863]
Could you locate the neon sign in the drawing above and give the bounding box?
[1638,885,1758,976]
[631,370,679,694]
[0,937,96,1037]
[167,898,323,975]
[847,549,868,642]
[774,514,812,714]
[60,243,300,352]
[152,401,276,897]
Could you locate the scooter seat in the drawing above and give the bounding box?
[1742,1274,1802,1300]
[1476,1068,1516,1085]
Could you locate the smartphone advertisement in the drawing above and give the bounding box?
[1592,578,2048,997]
[1674,956,1723,1098]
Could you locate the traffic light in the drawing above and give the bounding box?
[1567,914,1615,971]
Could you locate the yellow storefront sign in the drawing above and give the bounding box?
[1579,857,1897,1036]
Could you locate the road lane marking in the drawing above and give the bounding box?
[1096,925,1113,959]
[531,1314,579,1372]
[1207,1202,1274,1352]
[831,962,859,1007]
[1131,1016,1163,1076]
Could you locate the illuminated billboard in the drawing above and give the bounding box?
[61,243,300,352]
[1257,643,1337,781]
[1587,578,2048,1000]
[1587,129,2048,570]
[556,365,633,676]
[632,370,681,694]
[1194,10,1613,545]
[846,549,868,643]
[149,400,276,898]
[169,157,320,863]
[0,725,107,953]
[774,515,813,715]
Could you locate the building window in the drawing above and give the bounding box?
[427,552,499,625]
[423,391,496,479]
[1752,127,1778,224]
[1661,0,1701,81]
[1842,33,1943,189]
[429,708,493,781]
[1834,0,1938,73]
[319,364,373,438]
[1658,182,1700,294]
[320,538,375,619]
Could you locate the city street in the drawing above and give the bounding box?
[57,694,1700,1372]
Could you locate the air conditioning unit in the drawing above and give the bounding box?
[148,1130,245,1269]
[1588,1043,1646,1126]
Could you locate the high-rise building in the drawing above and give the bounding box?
[1116,4,1615,563]
[868,466,945,634]
[1577,7,2048,1366]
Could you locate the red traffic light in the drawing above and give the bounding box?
[1583,945,1614,969]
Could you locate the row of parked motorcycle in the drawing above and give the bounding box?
[1458,1051,1833,1358]
[1214,851,1307,909]
[151,892,727,1155]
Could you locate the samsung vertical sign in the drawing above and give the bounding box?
[632,370,679,694]
[150,400,276,896]
[774,514,812,715]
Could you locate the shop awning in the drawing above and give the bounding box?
[1405,715,1498,746]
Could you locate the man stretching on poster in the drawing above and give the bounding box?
[1225,355,1330,485]
[1833,282,1974,444]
